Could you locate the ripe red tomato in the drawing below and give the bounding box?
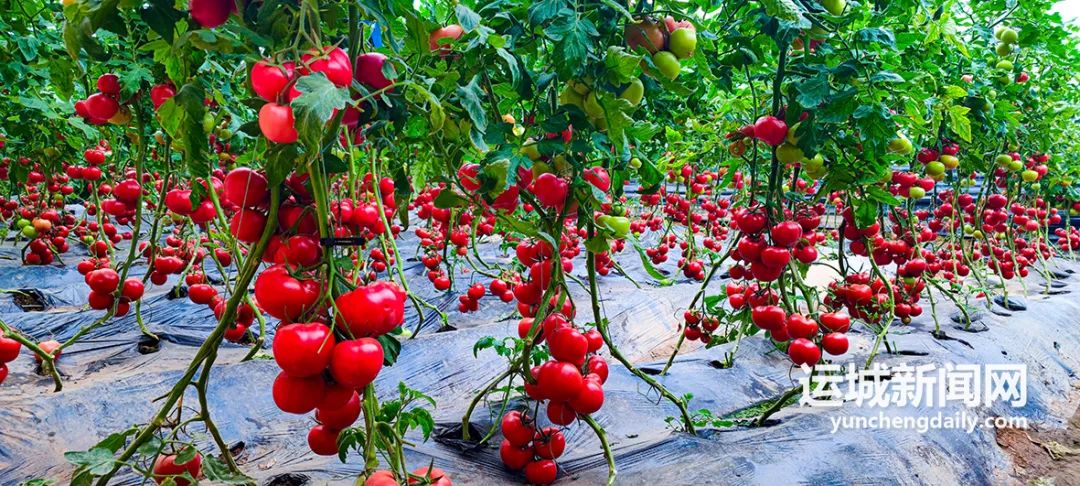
[258,102,298,144]
[0,336,21,363]
[335,282,406,337]
[152,451,202,486]
[250,60,295,102]
[547,327,588,365]
[315,390,361,429]
[500,410,535,447]
[329,338,384,389]
[819,312,851,333]
[523,459,558,485]
[188,0,235,28]
[354,53,394,91]
[546,400,577,426]
[86,268,120,294]
[568,379,604,414]
[363,471,399,486]
[499,439,532,470]
[273,322,335,377]
[770,221,803,247]
[223,167,270,209]
[530,173,569,209]
[751,305,786,331]
[785,314,819,340]
[753,115,788,146]
[408,467,451,486]
[821,333,849,356]
[307,424,341,456]
[532,427,566,459]
[301,47,353,87]
[536,360,584,402]
[253,264,321,321]
[787,338,821,366]
[272,371,326,414]
[229,208,269,244]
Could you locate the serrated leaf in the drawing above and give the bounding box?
[528,0,567,26]
[433,190,469,208]
[546,14,597,78]
[455,4,481,31]
[870,71,904,83]
[603,46,642,85]
[857,27,896,49]
[455,76,487,133]
[292,73,350,150]
[795,73,830,107]
[948,104,972,142]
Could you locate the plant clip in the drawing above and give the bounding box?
[320,237,368,247]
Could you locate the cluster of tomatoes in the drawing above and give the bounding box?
[680,309,721,343]
[749,302,851,365]
[78,265,144,317]
[499,312,609,484]
[250,46,394,146]
[268,280,405,456]
[73,73,130,126]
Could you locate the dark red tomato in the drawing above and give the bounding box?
[821,333,849,356]
[223,167,269,209]
[363,471,399,486]
[499,439,532,470]
[537,360,584,402]
[788,338,822,366]
[273,322,335,377]
[546,400,577,426]
[152,451,202,486]
[315,390,361,429]
[121,278,145,300]
[302,46,353,87]
[532,427,566,459]
[188,284,218,305]
[500,410,535,447]
[568,379,604,414]
[328,338,384,389]
[0,336,21,363]
[523,459,558,485]
[272,371,326,414]
[230,208,268,244]
[307,424,341,456]
[547,327,588,365]
[86,268,120,294]
[584,329,603,352]
[87,290,115,310]
[530,173,569,209]
[253,264,321,321]
[752,115,788,146]
[335,282,406,337]
[408,467,451,486]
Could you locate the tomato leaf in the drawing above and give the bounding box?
[292,73,350,150]
[455,76,488,134]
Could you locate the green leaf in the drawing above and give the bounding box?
[455,4,481,32]
[870,71,904,83]
[857,27,896,49]
[866,185,901,205]
[140,0,183,43]
[948,104,972,142]
[292,73,350,150]
[455,76,488,133]
[603,46,642,85]
[528,0,567,26]
[942,85,967,98]
[795,73,830,107]
[64,448,116,475]
[760,0,810,26]
[626,234,674,286]
[157,81,208,177]
[546,14,597,78]
[433,190,469,208]
[201,455,255,484]
[376,333,401,365]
